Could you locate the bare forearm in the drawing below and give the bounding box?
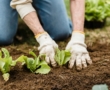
[23,11,45,35]
[70,0,85,31]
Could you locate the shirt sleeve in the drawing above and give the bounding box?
[10,0,35,19]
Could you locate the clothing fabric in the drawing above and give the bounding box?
[0,0,18,45]
[10,0,34,19]
[0,0,72,45]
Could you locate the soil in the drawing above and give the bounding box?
[84,19,106,29]
[0,22,110,90]
[0,39,110,90]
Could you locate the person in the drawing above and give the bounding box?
[0,0,92,70]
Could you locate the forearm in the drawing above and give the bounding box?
[23,11,45,35]
[10,0,45,35]
[70,0,85,31]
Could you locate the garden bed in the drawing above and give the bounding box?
[0,39,110,90]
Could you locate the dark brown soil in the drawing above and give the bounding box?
[0,41,110,90]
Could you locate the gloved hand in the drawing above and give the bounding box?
[36,32,58,67]
[66,31,92,70]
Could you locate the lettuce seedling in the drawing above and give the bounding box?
[0,48,16,81]
[92,84,108,90]
[55,49,71,66]
[16,51,51,74]
[85,0,110,22]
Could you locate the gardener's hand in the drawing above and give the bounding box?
[36,32,58,67]
[66,31,92,70]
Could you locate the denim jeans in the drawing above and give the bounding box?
[0,0,72,45]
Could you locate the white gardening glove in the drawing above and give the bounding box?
[66,32,92,70]
[36,32,58,67]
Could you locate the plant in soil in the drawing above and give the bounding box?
[0,48,16,81]
[85,0,110,28]
[16,51,51,74]
[92,84,108,90]
[85,0,110,22]
[55,49,71,66]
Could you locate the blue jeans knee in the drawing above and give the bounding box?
[0,0,18,45]
[0,35,13,45]
[33,0,73,41]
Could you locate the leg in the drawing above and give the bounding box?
[32,0,72,41]
[0,0,18,45]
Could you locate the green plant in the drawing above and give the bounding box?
[85,0,110,22]
[92,84,108,90]
[64,0,70,16]
[17,51,51,74]
[0,48,16,81]
[55,49,71,66]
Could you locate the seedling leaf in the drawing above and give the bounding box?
[63,50,71,64]
[35,61,51,74]
[55,49,71,66]
[0,48,16,81]
[29,51,37,58]
[20,51,51,74]
[92,84,108,90]
[0,51,2,58]
[2,48,10,58]
[25,58,37,72]
[2,73,10,81]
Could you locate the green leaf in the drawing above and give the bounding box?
[29,51,37,58]
[16,55,26,62]
[55,49,61,65]
[16,51,51,74]
[1,48,10,58]
[0,60,5,68]
[0,60,5,73]
[4,57,16,73]
[60,50,65,65]
[55,49,71,66]
[92,84,108,90]
[0,51,2,58]
[35,61,51,74]
[2,73,10,81]
[11,61,16,66]
[85,0,110,22]
[35,56,40,66]
[0,48,17,81]
[63,50,71,64]
[25,58,37,72]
